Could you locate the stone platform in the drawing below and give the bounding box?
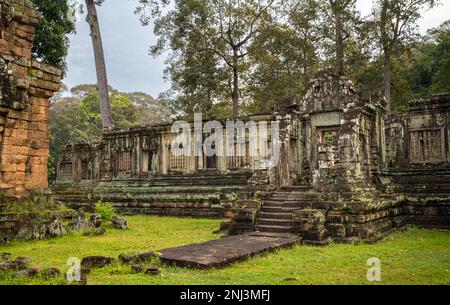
[159,233,299,269]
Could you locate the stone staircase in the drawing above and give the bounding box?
[255,185,319,234]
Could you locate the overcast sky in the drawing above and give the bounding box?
[63,0,450,97]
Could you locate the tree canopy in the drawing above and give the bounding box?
[31,0,77,75]
[48,85,172,181]
[136,0,448,116]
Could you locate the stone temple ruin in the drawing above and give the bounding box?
[0,0,448,246]
[52,70,450,244]
[0,0,62,243]
[0,0,61,199]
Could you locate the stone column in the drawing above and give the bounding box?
[0,1,61,199]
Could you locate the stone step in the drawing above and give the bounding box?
[263,200,317,208]
[261,201,286,207]
[263,198,320,204]
[281,186,312,192]
[256,218,293,226]
[246,232,300,240]
[269,194,321,200]
[258,212,293,220]
[255,225,293,234]
[261,206,300,213]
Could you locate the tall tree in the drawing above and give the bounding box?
[325,0,358,74]
[85,0,113,130]
[246,0,322,111]
[376,0,439,112]
[146,0,276,117]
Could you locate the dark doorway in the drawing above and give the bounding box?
[205,142,217,169]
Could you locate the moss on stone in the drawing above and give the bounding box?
[0,200,71,217]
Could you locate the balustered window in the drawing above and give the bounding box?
[117,151,132,173]
[59,162,73,180]
[227,142,250,169]
[289,138,298,171]
[169,145,187,171]
[410,129,443,163]
[80,161,89,180]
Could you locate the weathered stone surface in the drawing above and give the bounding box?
[81,256,114,269]
[47,219,67,237]
[0,261,14,271]
[118,253,136,264]
[80,274,88,285]
[136,252,156,262]
[89,213,102,228]
[118,251,156,264]
[0,212,68,243]
[14,256,31,270]
[111,215,128,230]
[145,265,160,275]
[43,267,61,278]
[0,256,31,272]
[0,252,11,261]
[14,267,38,278]
[0,0,61,200]
[82,226,106,236]
[68,210,89,231]
[159,234,298,269]
[131,264,144,273]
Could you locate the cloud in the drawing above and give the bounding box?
[64,0,169,97]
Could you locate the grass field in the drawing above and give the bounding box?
[0,216,449,285]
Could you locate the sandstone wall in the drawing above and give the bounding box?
[0,0,61,200]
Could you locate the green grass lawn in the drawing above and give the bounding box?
[0,216,449,285]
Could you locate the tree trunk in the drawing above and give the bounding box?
[85,0,113,130]
[384,50,391,113]
[335,9,344,74]
[232,64,239,118]
[380,0,391,113]
[331,0,344,74]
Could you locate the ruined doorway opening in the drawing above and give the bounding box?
[148,150,157,172]
[203,130,218,170]
[205,142,217,170]
[318,127,339,145]
[313,126,340,171]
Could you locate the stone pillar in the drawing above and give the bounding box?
[0,0,61,199]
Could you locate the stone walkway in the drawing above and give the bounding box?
[159,233,300,269]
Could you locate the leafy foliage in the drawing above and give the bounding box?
[31,0,77,75]
[94,201,116,221]
[135,0,448,117]
[409,21,450,95]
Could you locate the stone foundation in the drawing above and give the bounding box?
[220,200,260,235]
[52,172,255,218]
[0,199,74,243]
[323,199,450,244]
[0,211,69,243]
[225,193,450,244]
